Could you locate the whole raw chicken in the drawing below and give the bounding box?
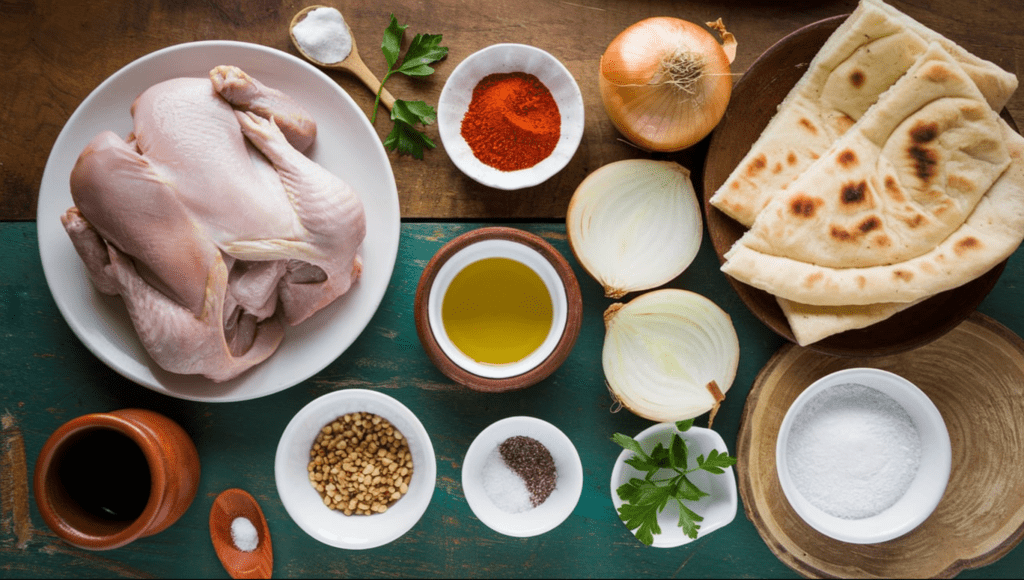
[62,65,367,382]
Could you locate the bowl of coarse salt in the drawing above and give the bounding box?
[461,416,583,537]
[776,367,951,544]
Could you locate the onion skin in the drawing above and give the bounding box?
[599,17,733,152]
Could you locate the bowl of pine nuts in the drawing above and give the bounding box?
[274,388,437,549]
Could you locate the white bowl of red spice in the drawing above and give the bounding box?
[274,388,437,549]
[776,367,952,544]
[462,416,583,537]
[437,43,584,190]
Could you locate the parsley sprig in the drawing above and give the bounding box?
[374,15,448,159]
[612,419,738,546]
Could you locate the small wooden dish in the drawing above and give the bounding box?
[702,15,1012,357]
[736,312,1024,578]
[209,488,273,579]
[414,227,583,392]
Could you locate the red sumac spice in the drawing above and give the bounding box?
[460,72,560,172]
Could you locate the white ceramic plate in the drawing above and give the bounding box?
[35,41,400,402]
[274,389,436,549]
[610,424,738,548]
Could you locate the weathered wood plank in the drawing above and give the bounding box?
[2,0,1021,221]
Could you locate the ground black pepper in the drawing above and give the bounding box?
[499,435,557,507]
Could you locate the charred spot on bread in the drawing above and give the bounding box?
[883,175,906,202]
[893,269,913,282]
[954,236,981,255]
[841,181,868,204]
[908,122,940,181]
[787,152,798,166]
[837,149,858,168]
[858,216,881,233]
[849,69,866,88]
[799,118,818,135]
[746,154,768,176]
[790,195,822,218]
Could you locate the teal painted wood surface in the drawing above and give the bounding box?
[2,221,1022,578]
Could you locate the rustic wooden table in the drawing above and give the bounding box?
[2,0,1023,577]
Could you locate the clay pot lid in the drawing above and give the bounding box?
[414,226,583,392]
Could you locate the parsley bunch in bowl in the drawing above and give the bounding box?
[612,419,738,546]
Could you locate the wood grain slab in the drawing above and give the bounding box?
[736,311,1024,578]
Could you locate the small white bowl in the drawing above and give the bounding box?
[775,367,951,544]
[610,423,738,548]
[437,43,584,190]
[462,416,583,537]
[427,237,568,380]
[274,389,437,549]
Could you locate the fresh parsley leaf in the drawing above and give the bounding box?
[672,474,708,502]
[676,502,704,539]
[612,426,736,546]
[383,102,436,160]
[374,14,449,158]
[697,449,738,474]
[611,433,648,459]
[395,33,448,76]
[669,434,687,470]
[381,16,407,68]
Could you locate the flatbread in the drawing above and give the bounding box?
[777,296,925,346]
[723,118,1024,307]
[709,0,1018,228]
[729,43,1009,271]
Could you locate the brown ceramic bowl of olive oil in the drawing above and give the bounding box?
[414,227,582,392]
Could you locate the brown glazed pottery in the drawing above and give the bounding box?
[33,408,201,550]
[414,226,583,392]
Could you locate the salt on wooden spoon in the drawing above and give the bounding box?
[210,488,273,579]
[290,5,396,111]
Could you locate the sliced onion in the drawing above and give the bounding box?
[567,159,701,299]
[602,288,739,424]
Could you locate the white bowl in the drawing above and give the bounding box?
[427,237,568,379]
[462,416,583,537]
[775,367,951,544]
[610,423,737,548]
[437,43,584,190]
[274,389,436,549]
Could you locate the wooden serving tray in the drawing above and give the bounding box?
[737,311,1024,578]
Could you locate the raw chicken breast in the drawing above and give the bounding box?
[64,65,367,382]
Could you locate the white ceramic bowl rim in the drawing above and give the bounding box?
[609,423,738,548]
[274,388,437,549]
[461,416,583,537]
[427,238,568,379]
[775,367,952,544]
[437,43,585,190]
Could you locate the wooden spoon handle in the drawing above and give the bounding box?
[344,57,395,111]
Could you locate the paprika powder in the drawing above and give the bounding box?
[460,72,561,172]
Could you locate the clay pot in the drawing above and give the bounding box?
[33,408,201,550]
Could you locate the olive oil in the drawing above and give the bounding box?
[442,257,553,365]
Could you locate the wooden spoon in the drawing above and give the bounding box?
[289,5,396,111]
[209,488,273,579]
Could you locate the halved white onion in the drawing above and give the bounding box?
[567,159,701,298]
[602,288,739,423]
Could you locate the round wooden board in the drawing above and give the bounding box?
[737,312,1024,578]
